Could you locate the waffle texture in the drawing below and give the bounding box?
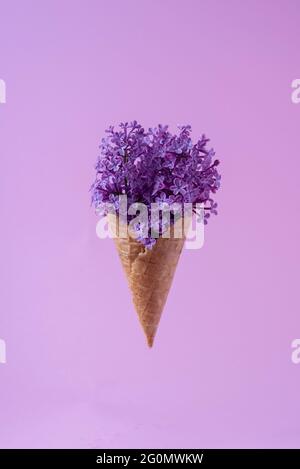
[109,215,185,346]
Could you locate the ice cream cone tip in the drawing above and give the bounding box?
[147,335,154,348]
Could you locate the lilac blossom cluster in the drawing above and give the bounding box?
[91,121,221,248]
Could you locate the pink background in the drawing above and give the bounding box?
[1,0,300,448]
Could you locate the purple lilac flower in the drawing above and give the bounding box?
[91,122,221,248]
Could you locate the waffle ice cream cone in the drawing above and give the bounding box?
[109,214,187,347]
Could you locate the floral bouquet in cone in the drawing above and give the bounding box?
[91,122,221,346]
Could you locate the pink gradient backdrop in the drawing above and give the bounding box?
[1,0,300,448]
